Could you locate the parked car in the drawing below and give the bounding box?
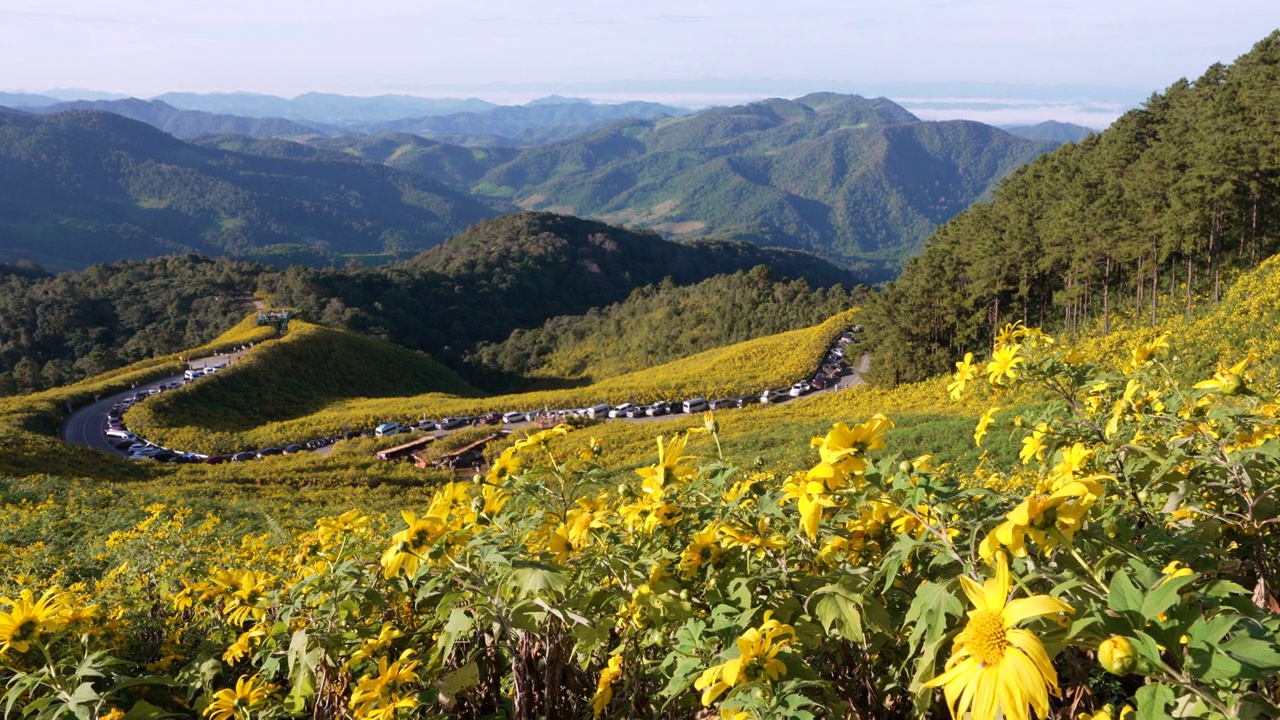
[608,403,634,419]
[436,417,468,431]
[645,402,669,417]
[203,455,231,464]
[709,398,735,410]
[760,388,785,404]
[231,451,257,462]
[586,403,612,419]
[623,406,647,418]
[502,411,526,424]
[810,377,828,390]
[257,447,283,458]
[789,381,811,398]
[735,395,758,408]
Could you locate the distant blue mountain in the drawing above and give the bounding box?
[27,99,318,139]
[1000,120,1096,144]
[154,92,498,125]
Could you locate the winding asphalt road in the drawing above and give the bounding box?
[59,353,246,456]
[59,347,869,459]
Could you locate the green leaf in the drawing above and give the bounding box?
[810,585,864,644]
[436,661,481,702]
[285,629,318,713]
[68,681,99,717]
[121,700,181,720]
[1140,573,1196,622]
[1134,683,1175,720]
[905,581,963,692]
[1107,570,1143,615]
[507,561,567,598]
[1220,634,1280,677]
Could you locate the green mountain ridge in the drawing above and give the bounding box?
[0,110,508,270]
[466,94,1054,272]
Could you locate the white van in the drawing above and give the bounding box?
[683,398,709,414]
[502,411,525,424]
[375,422,404,437]
[183,369,200,382]
[587,403,611,419]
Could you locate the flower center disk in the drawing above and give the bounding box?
[965,610,1008,667]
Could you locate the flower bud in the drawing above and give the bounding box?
[1098,635,1138,675]
[1220,373,1244,396]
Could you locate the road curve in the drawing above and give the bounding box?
[59,353,247,457]
[59,342,869,460]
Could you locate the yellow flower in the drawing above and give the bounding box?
[0,588,70,654]
[315,509,370,545]
[780,464,844,539]
[205,570,272,626]
[986,344,1025,386]
[513,423,571,450]
[1019,424,1049,465]
[974,407,999,448]
[1160,561,1194,585]
[695,611,795,706]
[204,675,272,720]
[350,650,421,719]
[1097,635,1138,675]
[222,624,268,665]
[488,446,522,482]
[921,555,1073,720]
[591,655,624,718]
[348,623,404,667]
[979,476,1105,560]
[1078,704,1135,720]
[810,414,893,474]
[718,519,787,558]
[948,352,977,400]
[1193,354,1255,395]
[380,511,445,579]
[1124,332,1170,373]
[679,524,723,579]
[636,433,695,487]
[1050,443,1094,485]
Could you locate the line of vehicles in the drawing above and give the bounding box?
[105,326,865,463]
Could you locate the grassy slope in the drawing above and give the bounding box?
[126,321,481,439]
[142,309,859,452]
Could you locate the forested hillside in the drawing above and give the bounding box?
[0,110,505,270]
[866,30,1280,383]
[0,213,858,396]
[0,256,264,393]
[261,212,859,374]
[471,267,859,386]
[202,133,521,188]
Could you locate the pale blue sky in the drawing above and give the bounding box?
[4,0,1279,124]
